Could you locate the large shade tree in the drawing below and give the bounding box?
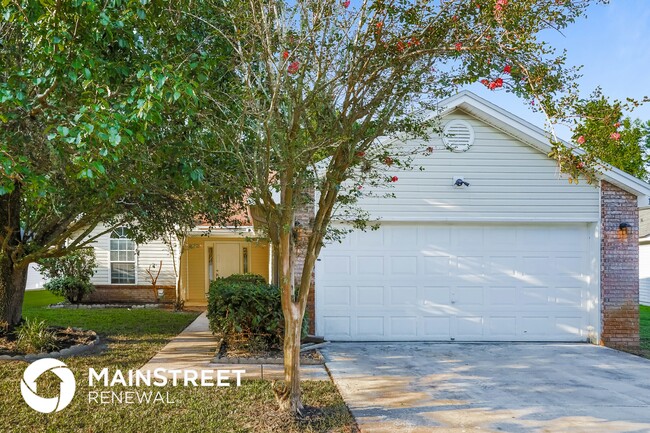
[194,0,629,415]
[0,0,241,328]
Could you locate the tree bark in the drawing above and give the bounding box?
[0,254,28,329]
[279,303,304,414]
[0,183,26,329]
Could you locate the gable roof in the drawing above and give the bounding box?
[433,91,650,205]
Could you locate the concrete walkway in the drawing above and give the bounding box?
[323,342,650,433]
[139,312,329,380]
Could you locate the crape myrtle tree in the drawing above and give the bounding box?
[567,89,649,182]
[0,0,242,328]
[198,0,620,414]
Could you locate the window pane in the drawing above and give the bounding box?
[111,264,135,284]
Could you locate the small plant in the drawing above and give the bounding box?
[44,276,94,304]
[145,260,164,302]
[39,248,96,304]
[16,319,58,354]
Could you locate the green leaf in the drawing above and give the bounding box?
[57,126,70,137]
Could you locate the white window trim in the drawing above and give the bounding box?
[108,228,138,285]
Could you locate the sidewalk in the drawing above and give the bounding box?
[139,312,329,380]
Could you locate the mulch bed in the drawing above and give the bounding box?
[214,339,324,364]
[0,326,97,357]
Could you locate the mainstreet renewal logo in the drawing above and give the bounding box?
[21,358,245,412]
[21,358,76,413]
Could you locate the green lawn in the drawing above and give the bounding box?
[0,291,356,433]
[640,305,650,359]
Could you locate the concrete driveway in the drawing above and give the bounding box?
[322,343,650,433]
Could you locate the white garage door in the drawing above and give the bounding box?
[315,223,596,341]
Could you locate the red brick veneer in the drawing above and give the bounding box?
[600,181,640,350]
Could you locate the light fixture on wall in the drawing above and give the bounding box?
[619,222,631,231]
[453,177,470,187]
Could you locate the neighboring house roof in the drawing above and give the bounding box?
[431,91,650,205]
[641,207,650,239]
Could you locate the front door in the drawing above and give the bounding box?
[216,243,241,278]
[205,242,243,297]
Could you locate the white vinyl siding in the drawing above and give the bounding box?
[136,238,177,286]
[641,241,650,306]
[88,224,176,286]
[354,110,600,222]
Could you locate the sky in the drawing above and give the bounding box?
[462,0,650,141]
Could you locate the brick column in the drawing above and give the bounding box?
[293,200,316,334]
[600,181,640,350]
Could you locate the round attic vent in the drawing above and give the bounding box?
[442,120,475,152]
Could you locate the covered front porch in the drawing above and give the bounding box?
[180,228,272,306]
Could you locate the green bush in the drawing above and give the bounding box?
[16,319,58,354]
[44,276,94,304]
[207,273,308,350]
[39,248,96,303]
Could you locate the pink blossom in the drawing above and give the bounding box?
[577,135,586,144]
[287,61,300,74]
[390,176,399,182]
[455,42,462,51]
[343,0,350,8]
[282,51,289,59]
[503,64,512,74]
[610,132,621,141]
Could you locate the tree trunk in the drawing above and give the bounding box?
[0,182,25,329]
[279,305,304,414]
[0,255,28,328]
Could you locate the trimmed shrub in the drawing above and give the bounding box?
[207,273,308,350]
[16,319,58,354]
[44,276,94,304]
[39,248,96,303]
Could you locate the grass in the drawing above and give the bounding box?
[0,291,356,433]
[640,305,650,359]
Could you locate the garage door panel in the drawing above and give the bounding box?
[486,287,517,305]
[323,316,351,339]
[454,286,484,305]
[487,316,518,337]
[391,256,418,274]
[357,256,384,274]
[390,227,418,247]
[323,286,351,307]
[390,286,417,305]
[324,256,351,274]
[423,286,452,304]
[423,256,452,275]
[316,223,594,341]
[357,317,385,336]
[390,316,418,337]
[456,316,484,338]
[422,316,451,338]
[357,286,385,306]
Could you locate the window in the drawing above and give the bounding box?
[110,227,136,284]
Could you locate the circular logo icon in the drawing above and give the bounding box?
[21,358,76,413]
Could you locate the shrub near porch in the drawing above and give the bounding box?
[207,274,308,352]
[0,291,355,433]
